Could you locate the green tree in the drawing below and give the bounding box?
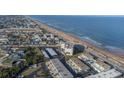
[9,67,20,77]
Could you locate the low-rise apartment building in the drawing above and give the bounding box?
[87,69,122,78]
[46,58,73,78]
[78,54,111,73]
[67,58,90,75]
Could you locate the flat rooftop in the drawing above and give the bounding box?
[46,48,57,56]
[87,69,122,78]
[42,50,50,59]
[96,60,111,70]
[51,58,73,78]
[70,58,90,71]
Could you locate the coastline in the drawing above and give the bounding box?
[29,17,124,65]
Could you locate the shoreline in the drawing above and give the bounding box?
[30,16,124,50]
[29,17,124,64]
[31,17,124,54]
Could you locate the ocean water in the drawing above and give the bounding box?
[31,15,124,53]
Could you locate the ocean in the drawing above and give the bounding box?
[31,15,124,54]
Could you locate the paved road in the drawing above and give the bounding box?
[0,44,60,48]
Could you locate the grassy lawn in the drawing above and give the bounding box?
[0,54,4,58]
[21,66,41,77]
[2,58,13,67]
[21,63,50,78]
[36,66,50,78]
[35,48,42,54]
[3,58,12,63]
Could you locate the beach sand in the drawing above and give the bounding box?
[31,18,124,67]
